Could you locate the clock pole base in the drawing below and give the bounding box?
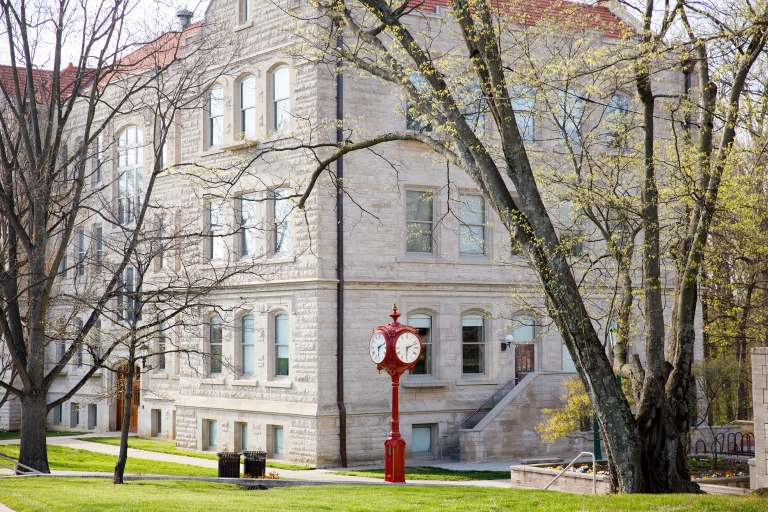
[384,435,406,483]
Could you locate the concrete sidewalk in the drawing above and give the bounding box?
[1,433,514,487]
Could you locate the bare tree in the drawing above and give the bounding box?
[0,0,239,473]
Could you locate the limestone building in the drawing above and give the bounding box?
[1,0,698,468]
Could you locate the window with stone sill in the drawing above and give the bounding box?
[274,313,289,377]
[209,315,223,375]
[240,75,257,139]
[272,188,290,254]
[462,313,485,374]
[241,313,255,376]
[116,126,143,226]
[405,190,434,254]
[208,85,224,148]
[208,199,226,261]
[239,193,259,257]
[459,194,486,255]
[408,313,433,376]
[272,66,290,132]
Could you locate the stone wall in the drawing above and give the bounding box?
[0,395,21,431]
[460,372,593,463]
[750,347,768,489]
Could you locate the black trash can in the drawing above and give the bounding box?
[217,452,241,478]
[241,450,266,478]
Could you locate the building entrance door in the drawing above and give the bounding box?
[515,344,534,380]
[115,366,141,433]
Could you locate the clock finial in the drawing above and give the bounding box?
[389,303,401,324]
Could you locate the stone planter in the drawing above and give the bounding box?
[510,464,609,494]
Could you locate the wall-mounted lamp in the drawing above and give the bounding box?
[501,334,514,351]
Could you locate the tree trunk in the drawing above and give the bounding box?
[18,394,50,474]
[113,361,135,484]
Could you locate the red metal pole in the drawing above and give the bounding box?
[391,372,400,435]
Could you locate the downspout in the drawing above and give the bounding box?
[335,30,348,468]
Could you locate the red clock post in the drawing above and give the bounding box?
[369,304,422,483]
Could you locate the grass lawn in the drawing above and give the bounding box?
[0,444,216,477]
[77,436,313,471]
[0,479,766,511]
[0,431,86,441]
[330,466,510,481]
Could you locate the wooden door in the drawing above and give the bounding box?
[515,344,534,380]
[115,370,126,431]
[129,366,140,433]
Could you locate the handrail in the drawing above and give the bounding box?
[438,377,517,460]
[0,453,44,475]
[543,451,596,494]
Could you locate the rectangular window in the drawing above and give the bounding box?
[242,0,250,21]
[559,89,584,146]
[563,343,576,372]
[157,117,169,169]
[118,266,138,321]
[56,341,66,363]
[70,402,80,428]
[153,409,163,437]
[93,319,102,363]
[241,314,255,375]
[272,66,290,131]
[95,225,103,263]
[405,190,433,253]
[559,202,583,257]
[158,321,167,372]
[208,86,224,147]
[273,426,284,456]
[405,72,432,132]
[408,315,432,376]
[459,194,485,255]
[157,216,167,269]
[60,254,68,279]
[75,343,83,368]
[94,135,103,183]
[275,314,289,376]
[606,93,629,149]
[54,404,63,425]
[207,420,217,450]
[412,425,433,453]
[237,422,248,451]
[88,404,97,429]
[208,199,226,261]
[240,193,258,257]
[273,189,290,254]
[462,315,485,374]
[240,76,256,139]
[510,87,535,142]
[209,316,223,375]
[76,229,86,276]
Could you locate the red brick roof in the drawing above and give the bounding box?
[417,0,630,39]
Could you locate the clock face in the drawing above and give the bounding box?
[395,332,420,364]
[369,332,387,363]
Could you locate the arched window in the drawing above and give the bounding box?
[606,93,629,148]
[512,314,535,344]
[116,126,143,225]
[209,315,223,375]
[240,76,256,139]
[274,313,289,376]
[272,66,290,131]
[462,313,484,374]
[208,85,224,147]
[241,314,255,376]
[408,313,433,376]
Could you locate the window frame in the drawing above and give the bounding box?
[272,188,290,255]
[405,72,432,132]
[240,75,257,140]
[94,135,103,184]
[75,318,84,368]
[408,312,433,377]
[405,189,435,254]
[272,66,290,132]
[76,228,86,276]
[117,266,139,322]
[605,92,630,149]
[116,126,143,226]
[157,320,167,372]
[209,315,223,375]
[240,313,255,377]
[461,313,486,375]
[208,198,226,261]
[94,225,103,264]
[509,86,535,142]
[239,193,259,257]
[459,194,486,256]
[274,312,289,377]
[207,85,224,148]
[558,88,585,147]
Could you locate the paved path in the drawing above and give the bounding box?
[1,432,515,489]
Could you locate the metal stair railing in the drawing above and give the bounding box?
[0,453,44,475]
[438,377,517,460]
[543,451,596,494]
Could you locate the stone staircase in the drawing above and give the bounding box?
[438,377,518,460]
